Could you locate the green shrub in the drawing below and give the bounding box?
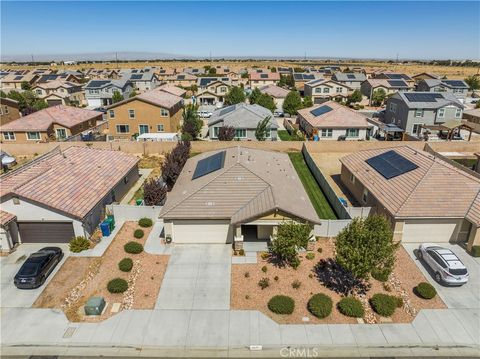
[69,236,90,253]
[124,241,144,254]
[370,294,397,317]
[471,245,480,257]
[337,297,364,318]
[268,295,295,314]
[415,282,437,299]
[107,278,128,293]
[118,258,133,272]
[138,218,153,228]
[134,229,144,239]
[371,268,390,282]
[291,280,301,289]
[261,265,268,273]
[317,247,323,253]
[396,296,404,308]
[308,294,333,319]
[274,275,279,281]
[238,249,245,256]
[244,271,250,278]
[306,252,315,260]
[258,277,270,289]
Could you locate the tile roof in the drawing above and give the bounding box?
[156,84,186,97]
[0,210,16,227]
[297,101,371,129]
[0,105,102,132]
[33,80,79,90]
[249,72,280,81]
[0,146,139,219]
[364,79,411,89]
[259,84,290,98]
[422,79,469,89]
[108,88,183,110]
[208,103,278,129]
[160,147,319,224]
[332,72,366,82]
[340,146,480,226]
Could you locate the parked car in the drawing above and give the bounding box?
[417,244,469,286]
[197,110,212,118]
[14,247,64,289]
[273,110,284,117]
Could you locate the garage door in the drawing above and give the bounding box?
[18,222,75,243]
[402,219,458,243]
[47,99,63,107]
[173,220,231,244]
[314,97,327,105]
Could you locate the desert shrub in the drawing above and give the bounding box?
[138,218,153,228]
[337,297,364,318]
[238,249,245,256]
[258,277,270,289]
[371,268,390,282]
[118,258,133,272]
[261,265,268,273]
[124,241,143,254]
[308,294,333,319]
[471,245,480,257]
[244,271,250,278]
[268,295,295,314]
[370,293,397,317]
[107,278,128,293]
[269,221,312,267]
[317,247,323,253]
[134,229,144,239]
[260,252,270,260]
[69,236,90,253]
[415,282,437,299]
[396,296,404,308]
[383,282,392,292]
[291,280,301,289]
[308,273,313,278]
[306,252,315,260]
[274,276,279,281]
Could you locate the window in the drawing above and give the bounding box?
[220,86,227,93]
[116,124,130,133]
[56,128,67,139]
[323,87,330,93]
[4,106,9,114]
[455,108,462,118]
[321,128,333,137]
[235,129,247,138]
[336,87,343,93]
[160,108,169,117]
[362,188,369,203]
[265,129,271,138]
[412,124,422,135]
[350,173,356,184]
[27,132,40,140]
[128,109,135,119]
[157,124,164,132]
[315,88,322,94]
[414,109,424,118]
[109,110,115,118]
[36,89,42,95]
[389,102,397,113]
[346,128,359,137]
[139,124,149,134]
[3,132,15,140]
[213,127,220,138]
[437,108,445,118]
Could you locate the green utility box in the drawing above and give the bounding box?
[136,199,143,206]
[84,296,106,316]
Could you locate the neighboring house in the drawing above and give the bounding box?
[154,68,175,81]
[384,92,464,137]
[0,74,39,89]
[208,103,278,140]
[32,80,86,106]
[331,72,367,90]
[36,73,83,84]
[304,78,352,104]
[276,67,293,75]
[156,84,186,97]
[165,72,197,87]
[297,101,371,140]
[464,108,480,125]
[416,79,469,100]
[0,105,102,143]
[248,71,280,89]
[293,73,322,89]
[411,72,441,83]
[371,71,414,86]
[0,146,139,252]
[259,84,290,110]
[86,69,121,80]
[183,67,206,76]
[106,89,184,139]
[196,77,231,106]
[84,79,133,107]
[122,70,159,92]
[0,98,21,125]
[340,146,480,251]
[360,79,412,102]
[160,147,319,244]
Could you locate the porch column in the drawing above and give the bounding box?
[234,225,244,250]
[466,225,480,253]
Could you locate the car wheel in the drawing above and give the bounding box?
[435,272,442,284]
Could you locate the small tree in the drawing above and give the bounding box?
[347,89,362,104]
[256,94,276,113]
[21,81,31,91]
[302,96,313,108]
[161,141,191,189]
[112,90,123,103]
[283,90,302,116]
[181,104,203,140]
[465,75,480,95]
[249,88,262,104]
[129,90,138,98]
[217,126,235,141]
[224,86,246,105]
[255,116,271,141]
[270,221,313,267]
[371,88,386,106]
[190,84,198,95]
[143,178,167,205]
[208,67,217,75]
[279,74,294,88]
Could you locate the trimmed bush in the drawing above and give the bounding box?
[370,294,397,317]
[308,294,333,319]
[124,241,144,254]
[134,229,144,239]
[415,282,437,299]
[337,297,364,318]
[118,258,133,272]
[258,277,270,289]
[371,268,390,282]
[291,280,301,289]
[268,295,295,314]
[471,245,480,257]
[396,296,404,308]
[69,236,90,253]
[107,278,128,293]
[261,265,268,273]
[138,218,153,228]
[238,249,245,256]
[306,252,315,260]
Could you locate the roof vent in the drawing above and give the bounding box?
[205,201,215,206]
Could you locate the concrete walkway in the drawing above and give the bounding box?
[120,168,153,205]
[70,221,125,257]
[144,221,172,255]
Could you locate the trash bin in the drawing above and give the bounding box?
[100,222,110,237]
[104,217,114,231]
[107,214,115,228]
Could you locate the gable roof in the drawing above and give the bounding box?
[332,72,366,82]
[160,147,319,224]
[259,84,290,98]
[422,79,469,89]
[305,78,351,89]
[156,84,186,97]
[298,101,371,129]
[392,91,463,109]
[84,79,130,90]
[107,88,183,110]
[364,79,411,89]
[249,72,280,81]
[208,103,277,129]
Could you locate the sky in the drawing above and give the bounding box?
[1,1,479,60]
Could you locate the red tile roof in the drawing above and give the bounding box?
[298,101,371,129]
[249,72,280,81]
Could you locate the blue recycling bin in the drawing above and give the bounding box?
[100,222,111,236]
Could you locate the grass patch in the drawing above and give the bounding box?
[278,130,293,141]
[452,158,476,170]
[189,151,201,158]
[288,152,336,220]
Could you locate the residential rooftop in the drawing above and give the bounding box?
[298,101,371,129]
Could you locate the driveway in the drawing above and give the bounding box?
[403,243,480,309]
[0,243,69,308]
[155,244,231,310]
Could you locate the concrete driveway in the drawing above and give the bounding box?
[403,243,480,309]
[0,243,69,308]
[155,244,231,310]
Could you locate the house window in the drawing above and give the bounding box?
[56,128,67,139]
[315,88,322,93]
[157,124,164,132]
[437,108,445,118]
[323,87,330,93]
[4,106,8,114]
[36,89,42,95]
[412,124,422,135]
[128,109,135,119]
[116,124,130,133]
[455,108,462,118]
[346,128,359,137]
[235,129,247,138]
[350,173,356,184]
[3,132,15,140]
[139,124,149,134]
[109,110,115,118]
[414,109,424,118]
[321,129,333,137]
[336,87,343,93]
[389,102,397,113]
[27,132,40,140]
[160,108,169,117]
[220,86,227,93]
[213,127,220,138]
[362,188,369,203]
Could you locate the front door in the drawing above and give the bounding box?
[139,125,149,134]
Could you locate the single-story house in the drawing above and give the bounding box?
[259,84,290,110]
[160,147,319,245]
[0,146,139,252]
[340,146,480,251]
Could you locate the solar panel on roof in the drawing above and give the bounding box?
[132,69,138,73]
[218,106,235,116]
[14,76,23,80]
[131,74,143,80]
[222,78,229,81]
[347,74,356,79]
[88,80,109,88]
[387,80,408,87]
[404,93,442,102]
[387,74,403,79]
[192,151,226,180]
[310,105,333,117]
[366,150,418,180]
[442,80,466,87]
[293,74,303,80]
[305,74,315,80]
[177,75,185,80]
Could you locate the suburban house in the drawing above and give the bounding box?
[331,72,367,90]
[259,84,290,110]
[84,79,133,107]
[0,73,39,89]
[360,79,412,102]
[371,71,414,86]
[416,79,469,100]
[183,67,206,76]
[384,92,464,138]
[32,80,86,106]
[297,101,371,140]
[106,88,184,139]
[0,146,139,252]
[0,105,102,143]
[339,146,480,251]
[0,98,21,125]
[208,103,278,140]
[160,147,319,245]
[122,70,159,92]
[154,68,175,81]
[165,72,197,87]
[36,73,83,84]
[86,69,121,80]
[293,73,322,89]
[248,71,280,89]
[304,78,352,104]
[196,77,231,106]
[411,72,440,83]
[156,84,186,98]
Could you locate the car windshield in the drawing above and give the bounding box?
[449,268,468,276]
[18,263,39,276]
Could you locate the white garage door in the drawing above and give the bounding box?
[173,220,231,244]
[402,219,458,243]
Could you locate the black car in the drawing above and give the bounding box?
[14,247,64,289]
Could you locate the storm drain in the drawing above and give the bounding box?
[62,327,77,338]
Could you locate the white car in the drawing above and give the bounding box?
[197,110,212,118]
[418,244,469,286]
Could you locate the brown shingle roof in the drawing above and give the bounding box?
[298,101,371,129]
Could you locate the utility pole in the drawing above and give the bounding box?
[115,52,118,63]
[31,54,34,63]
